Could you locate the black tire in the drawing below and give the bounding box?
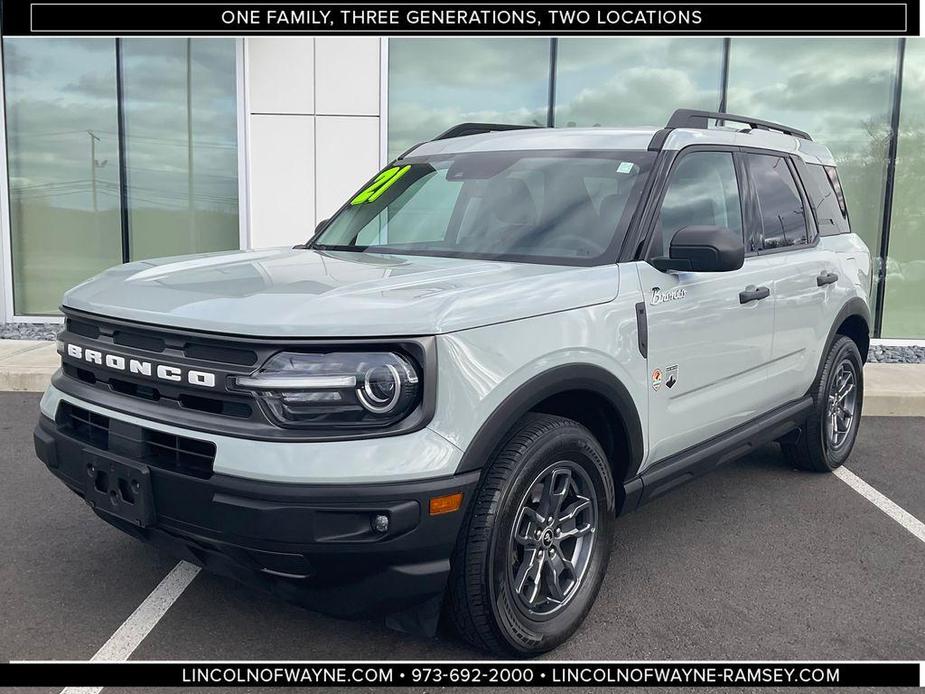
[782,335,864,472]
[447,413,615,656]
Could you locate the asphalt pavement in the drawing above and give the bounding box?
[1,392,923,693]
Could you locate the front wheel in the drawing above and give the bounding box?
[446,413,615,656]
[782,335,864,472]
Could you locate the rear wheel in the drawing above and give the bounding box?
[447,413,615,656]
[782,335,863,472]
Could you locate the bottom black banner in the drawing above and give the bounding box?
[0,661,921,688]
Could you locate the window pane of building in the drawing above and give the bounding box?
[3,38,124,315]
[387,38,550,160]
[555,38,724,128]
[122,38,239,260]
[881,40,925,338]
[726,38,899,265]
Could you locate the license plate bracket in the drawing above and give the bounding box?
[84,452,155,527]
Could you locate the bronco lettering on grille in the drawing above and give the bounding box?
[64,344,216,388]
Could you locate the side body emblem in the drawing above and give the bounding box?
[650,286,687,306]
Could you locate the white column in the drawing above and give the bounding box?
[243,36,384,249]
[244,37,316,249]
[314,36,382,223]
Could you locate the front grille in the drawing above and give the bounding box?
[144,430,217,476]
[57,401,216,478]
[96,320,258,366]
[60,401,110,449]
[113,329,165,353]
[62,363,254,419]
[59,312,259,423]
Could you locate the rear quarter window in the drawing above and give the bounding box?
[804,164,851,236]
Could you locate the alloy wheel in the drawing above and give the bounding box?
[507,461,598,617]
[825,358,858,452]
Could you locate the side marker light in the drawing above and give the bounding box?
[429,492,463,516]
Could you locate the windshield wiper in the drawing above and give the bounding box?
[310,243,369,252]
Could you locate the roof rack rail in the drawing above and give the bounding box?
[432,122,540,141]
[665,108,812,141]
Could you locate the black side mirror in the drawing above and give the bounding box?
[651,225,745,273]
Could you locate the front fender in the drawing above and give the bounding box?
[428,298,648,478]
[452,362,644,479]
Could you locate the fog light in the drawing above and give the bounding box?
[429,492,463,516]
[371,513,389,533]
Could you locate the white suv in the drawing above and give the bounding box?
[35,109,871,656]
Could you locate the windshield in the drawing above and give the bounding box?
[311,150,655,265]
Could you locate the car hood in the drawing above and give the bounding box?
[63,248,620,337]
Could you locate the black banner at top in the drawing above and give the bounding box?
[0,0,919,36]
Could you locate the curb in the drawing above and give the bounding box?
[863,394,925,417]
[0,368,58,393]
[862,363,925,417]
[0,340,57,393]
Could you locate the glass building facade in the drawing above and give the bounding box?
[2,37,239,315]
[389,37,924,339]
[1,36,922,339]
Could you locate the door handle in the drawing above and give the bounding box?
[817,271,839,287]
[739,285,770,304]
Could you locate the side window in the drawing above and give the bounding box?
[746,154,810,250]
[652,151,743,258]
[803,164,850,236]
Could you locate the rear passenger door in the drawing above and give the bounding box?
[741,152,841,405]
[637,148,779,466]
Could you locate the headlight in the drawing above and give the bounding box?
[232,351,421,430]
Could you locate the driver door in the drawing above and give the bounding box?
[637,148,777,467]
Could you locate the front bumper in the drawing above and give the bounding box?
[33,411,480,622]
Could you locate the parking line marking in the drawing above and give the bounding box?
[61,561,200,694]
[835,467,925,545]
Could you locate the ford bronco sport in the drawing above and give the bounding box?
[35,109,871,656]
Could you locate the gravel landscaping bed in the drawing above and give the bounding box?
[868,344,925,364]
[1,322,923,363]
[0,322,61,341]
